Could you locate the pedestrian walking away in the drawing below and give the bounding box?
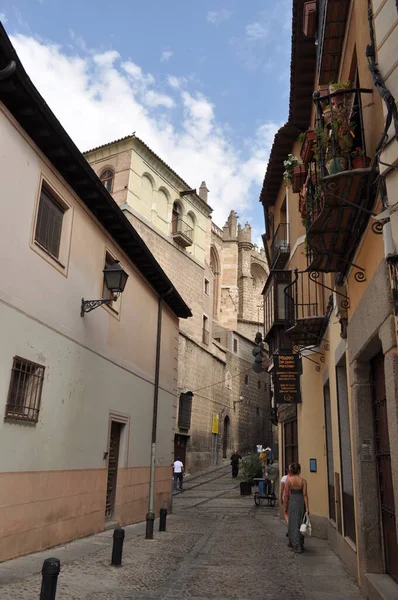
[284,463,310,554]
[230,449,242,478]
[280,468,289,526]
[173,457,184,491]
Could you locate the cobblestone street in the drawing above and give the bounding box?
[0,465,364,599]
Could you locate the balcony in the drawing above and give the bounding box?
[263,270,292,347]
[172,218,193,247]
[284,269,333,348]
[301,87,376,275]
[270,223,290,269]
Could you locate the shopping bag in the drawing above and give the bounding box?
[300,513,312,537]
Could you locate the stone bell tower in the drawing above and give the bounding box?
[238,222,254,321]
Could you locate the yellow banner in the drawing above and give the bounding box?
[211,413,219,434]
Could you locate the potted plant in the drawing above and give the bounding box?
[329,80,351,106]
[300,129,317,163]
[351,147,371,169]
[323,103,331,126]
[292,164,306,193]
[283,154,301,186]
[239,453,262,496]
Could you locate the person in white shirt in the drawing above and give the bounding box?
[173,457,184,491]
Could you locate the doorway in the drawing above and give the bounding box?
[371,352,398,583]
[223,416,230,459]
[174,434,189,467]
[105,421,122,521]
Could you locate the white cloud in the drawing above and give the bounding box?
[0,12,7,23]
[207,9,232,25]
[160,50,173,63]
[10,33,280,227]
[245,22,268,41]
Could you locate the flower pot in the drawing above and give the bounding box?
[329,83,350,107]
[352,155,371,169]
[240,481,252,496]
[318,87,329,109]
[292,164,306,193]
[323,107,331,126]
[300,130,317,163]
[326,157,347,175]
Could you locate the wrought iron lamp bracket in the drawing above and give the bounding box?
[81,294,119,317]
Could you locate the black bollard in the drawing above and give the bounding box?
[40,557,60,600]
[159,507,167,532]
[111,527,125,567]
[145,511,155,539]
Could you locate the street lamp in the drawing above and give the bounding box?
[81,260,129,317]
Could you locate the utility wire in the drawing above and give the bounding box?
[189,365,256,394]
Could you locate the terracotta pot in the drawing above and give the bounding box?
[326,157,347,175]
[352,155,371,169]
[323,107,331,126]
[300,130,317,163]
[329,85,350,107]
[292,165,306,193]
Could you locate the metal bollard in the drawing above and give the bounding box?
[40,557,60,600]
[159,507,167,532]
[145,511,155,539]
[111,527,125,567]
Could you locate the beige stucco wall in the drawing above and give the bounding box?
[0,103,179,560]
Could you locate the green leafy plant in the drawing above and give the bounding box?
[283,154,301,185]
[329,80,351,91]
[238,454,263,483]
[298,132,306,143]
[351,146,365,159]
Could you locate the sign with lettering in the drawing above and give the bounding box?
[273,353,302,404]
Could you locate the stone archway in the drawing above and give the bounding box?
[223,415,230,459]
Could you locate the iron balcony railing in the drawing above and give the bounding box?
[172,217,194,247]
[302,87,376,274]
[270,223,290,269]
[284,269,333,348]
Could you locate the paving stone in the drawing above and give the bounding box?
[0,465,364,600]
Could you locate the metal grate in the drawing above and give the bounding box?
[35,187,64,259]
[5,356,45,423]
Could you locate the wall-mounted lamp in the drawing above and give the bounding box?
[81,260,129,317]
[233,393,245,410]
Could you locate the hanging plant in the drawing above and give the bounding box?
[283,154,301,186]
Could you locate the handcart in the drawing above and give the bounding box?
[253,464,278,507]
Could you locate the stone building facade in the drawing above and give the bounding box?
[85,135,271,472]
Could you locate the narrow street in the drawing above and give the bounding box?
[0,465,363,600]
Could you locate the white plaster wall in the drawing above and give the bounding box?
[0,105,178,473]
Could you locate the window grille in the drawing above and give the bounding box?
[5,356,45,423]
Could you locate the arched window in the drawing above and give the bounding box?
[210,246,221,319]
[141,175,154,211]
[172,201,182,233]
[157,188,169,221]
[100,169,114,193]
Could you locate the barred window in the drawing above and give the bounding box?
[5,357,45,423]
[35,187,64,259]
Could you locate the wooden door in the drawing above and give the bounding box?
[371,352,398,584]
[223,416,230,459]
[105,421,122,521]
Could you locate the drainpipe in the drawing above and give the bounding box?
[146,288,174,540]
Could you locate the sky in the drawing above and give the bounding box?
[0,1,292,240]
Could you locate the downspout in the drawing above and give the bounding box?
[146,287,174,540]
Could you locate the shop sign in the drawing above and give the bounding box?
[273,353,302,404]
